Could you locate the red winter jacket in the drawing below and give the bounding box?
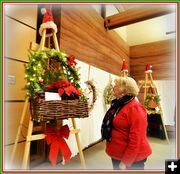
[106,99,152,167]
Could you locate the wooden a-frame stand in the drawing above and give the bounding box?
[120,70,128,77]
[10,29,86,169]
[139,71,169,143]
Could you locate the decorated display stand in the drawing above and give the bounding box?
[139,64,169,143]
[10,8,88,169]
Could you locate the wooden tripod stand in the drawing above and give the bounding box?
[10,29,86,169]
[120,71,128,77]
[139,71,169,143]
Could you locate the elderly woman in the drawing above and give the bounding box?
[104,77,152,170]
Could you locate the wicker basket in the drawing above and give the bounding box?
[30,98,88,122]
[147,99,160,109]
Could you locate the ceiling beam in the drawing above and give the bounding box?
[105,5,175,30]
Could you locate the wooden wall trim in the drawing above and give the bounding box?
[54,6,129,76]
[5,15,36,30]
[5,57,28,64]
[130,39,176,81]
[130,39,175,58]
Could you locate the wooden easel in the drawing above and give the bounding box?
[120,70,128,77]
[139,71,169,143]
[10,29,86,169]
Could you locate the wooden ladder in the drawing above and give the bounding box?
[141,71,169,143]
[10,29,86,169]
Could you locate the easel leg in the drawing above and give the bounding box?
[38,29,46,51]
[53,32,60,52]
[71,118,86,169]
[10,98,29,167]
[144,73,148,100]
[159,114,169,143]
[149,73,158,94]
[22,119,34,169]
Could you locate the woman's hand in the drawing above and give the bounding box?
[119,162,126,169]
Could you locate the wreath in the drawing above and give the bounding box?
[144,94,160,110]
[85,80,97,111]
[103,80,115,105]
[24,49,85,100]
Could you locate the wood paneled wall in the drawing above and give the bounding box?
[57,5,129,76]
[4,5,37,169]
[130,39,176,81]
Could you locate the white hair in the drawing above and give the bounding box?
[114,77,139,97]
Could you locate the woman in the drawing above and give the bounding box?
[105,77,152,170]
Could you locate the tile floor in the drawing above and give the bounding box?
[32,135,176,171]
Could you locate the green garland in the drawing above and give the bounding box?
[24,49,81,99]
[144,94,160,109]
[103,80,115,105]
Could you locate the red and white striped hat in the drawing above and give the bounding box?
[121,59,128,72]
[39,7,57,37]
[145,64,152,73]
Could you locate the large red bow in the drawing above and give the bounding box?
[45,125,72,166]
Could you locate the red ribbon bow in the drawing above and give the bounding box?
[67,55,77,66]
[45,125,72,166]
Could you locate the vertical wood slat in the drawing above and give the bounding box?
[55,6,129,76]
[130,39,175,81]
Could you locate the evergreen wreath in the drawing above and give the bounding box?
[85,80,97,111]
[144,94,160,109]
[103,80,115,105]
[24,49,84,100]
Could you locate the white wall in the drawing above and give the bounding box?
[154,80,176,125]
[4,4,37,170]
[64,61,111,157]
[126,13,176,46]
